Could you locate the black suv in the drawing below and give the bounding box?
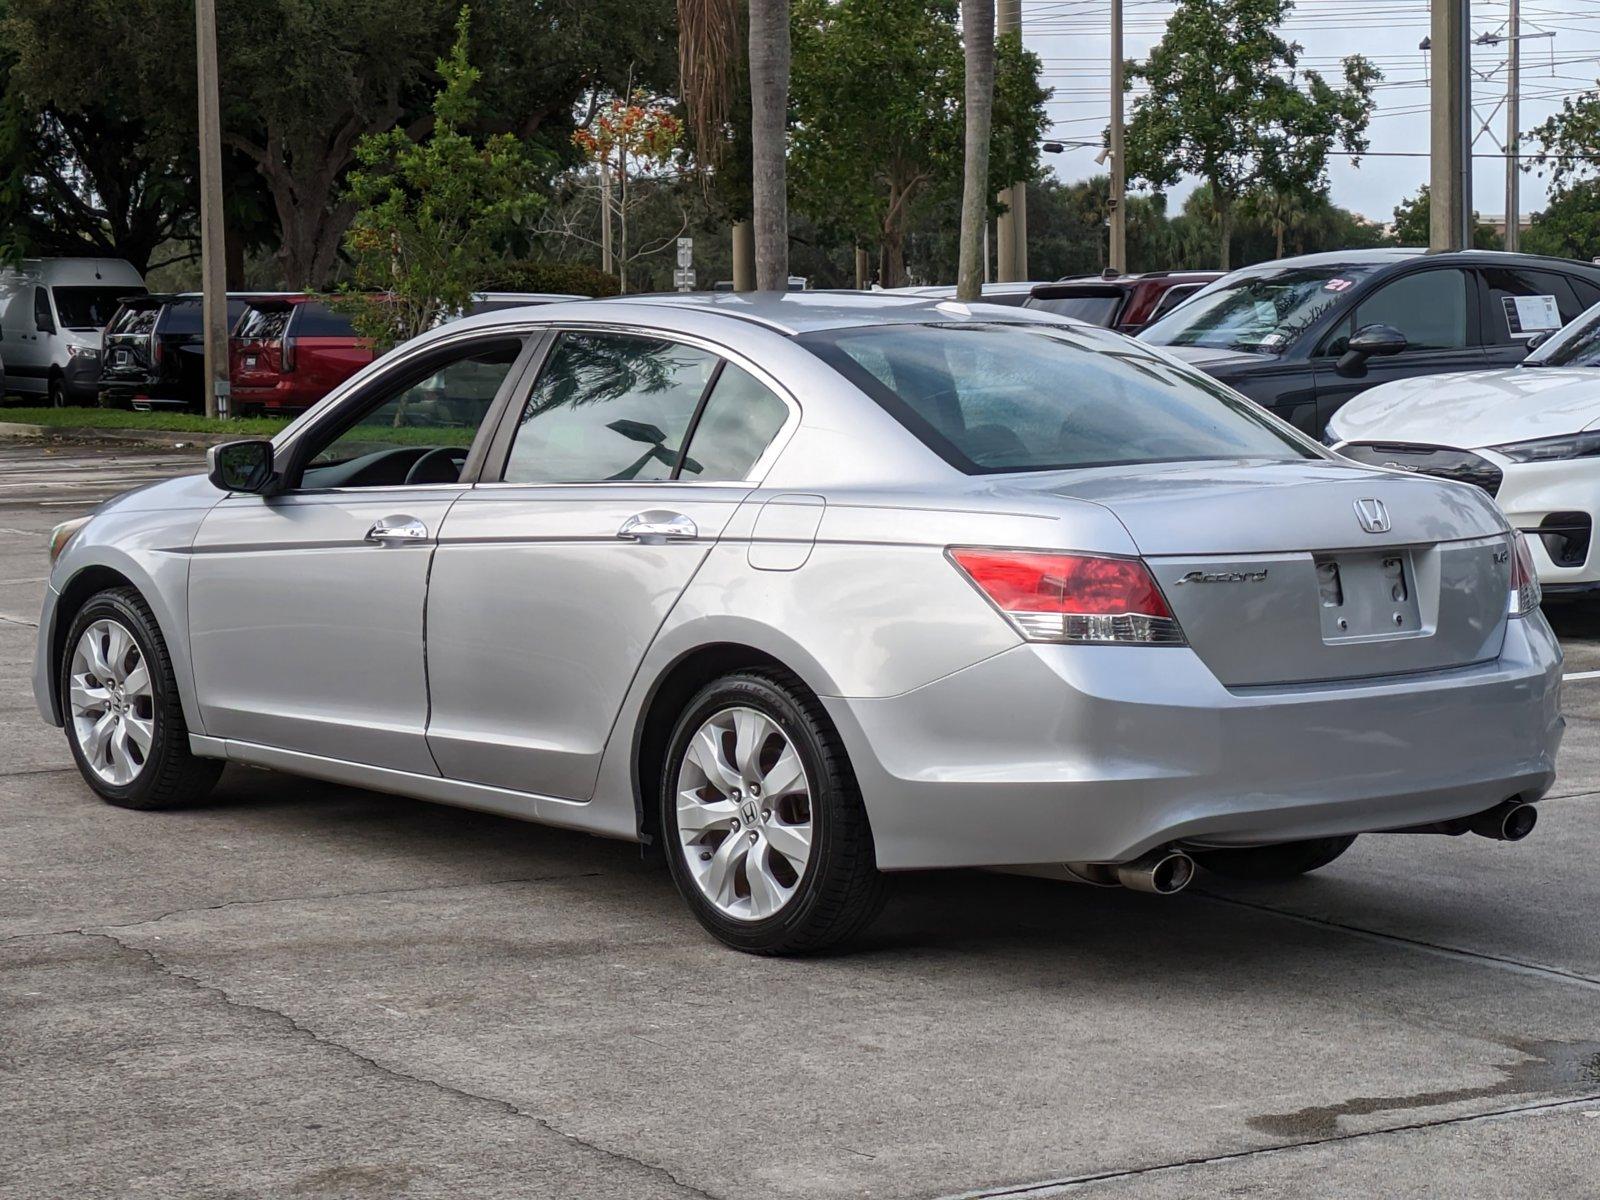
[1137,249,1600,436]
[101,293,248,411]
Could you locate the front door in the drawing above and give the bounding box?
[425,330,795,800]
[187,335,525,773]
[1313,267,1486,433]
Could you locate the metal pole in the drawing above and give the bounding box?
[194,0,228,419]
[1429,0,1472,251]
[1108,0,1127,273]
[995,0,1024,282]
[1504,0,1520,251]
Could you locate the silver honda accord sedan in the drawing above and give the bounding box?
[34,293,1563,953]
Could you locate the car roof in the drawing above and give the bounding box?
[446,290,1079,337]
[1227,247,1600,275]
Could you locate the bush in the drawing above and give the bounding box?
[481,260,621,297]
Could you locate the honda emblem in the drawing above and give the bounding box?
[1354,498,1391,534]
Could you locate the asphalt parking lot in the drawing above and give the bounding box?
[4,438,1600,1200]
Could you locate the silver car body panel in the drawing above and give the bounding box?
[35,293,1564,870]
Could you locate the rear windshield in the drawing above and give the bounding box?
[1140,264,1380,353]
[107,304,160,336]
[1024,293,1123,325]
[800,322,1315,474]
[158,298,247,335]
[53,286,146,330]
[236,305,293,340]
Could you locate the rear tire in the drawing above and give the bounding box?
[660,668,887,955]
[1191,835,1357,881]
[60,587,222,810]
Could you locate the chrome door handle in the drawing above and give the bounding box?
[618,510,697,544]
[365,515,429,544]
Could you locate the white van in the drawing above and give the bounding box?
[0,259,146,406]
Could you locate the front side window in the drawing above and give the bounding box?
[300,340,521,488]
[1140,265,1379,352]
[33,287,54,332]
[803,322,1316,474]
[1349,269,1470,351]
[1526,302,1600,368]
[504,333,718,483]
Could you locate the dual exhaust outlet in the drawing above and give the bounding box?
[1068,798,1538,897]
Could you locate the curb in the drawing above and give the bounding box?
[0,421,228,451]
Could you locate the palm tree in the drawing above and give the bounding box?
[748,0,791,289]
[957,0,996,301]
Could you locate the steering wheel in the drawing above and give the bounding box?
[404,446,469,485]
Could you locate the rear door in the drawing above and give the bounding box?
[1313,266,1485,431]
[424,329,795,800]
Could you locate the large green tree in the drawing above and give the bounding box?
[1391,186,1501,251]
[1124,0,1377,270]
[789,0,1047,287]
[1526,85,1600,262]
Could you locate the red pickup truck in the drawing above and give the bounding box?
[230,295,374,416]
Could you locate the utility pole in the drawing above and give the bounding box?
[1504,0,1521,251]
[194,0,228,419]
[599,162,614,274]
[1429,0,1472,252]
[1107,0,1127,273]
[995,0,1027,282]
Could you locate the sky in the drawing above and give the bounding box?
[1024,0,1600,224]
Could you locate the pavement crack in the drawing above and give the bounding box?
[937,1091,1600,1197]
[0,612,39,627]
[80,929,720,1200]
[0,871,603,944]
[1192,890,1600,994]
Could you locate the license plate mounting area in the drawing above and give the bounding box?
[1315,550,1423,643]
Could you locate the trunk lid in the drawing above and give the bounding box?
[1005,458,1514,687]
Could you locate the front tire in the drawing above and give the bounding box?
[48,375,67,408]
[661,668,886,955]
[60,587,222,810]
[1191,835,1357,881]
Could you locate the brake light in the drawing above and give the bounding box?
[1509,531,1541,617]
[949,548,1185,645]
[148,334,161,368]
[281,335,295,372]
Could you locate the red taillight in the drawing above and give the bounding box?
[280,336,295,372]
[949,548,1184,645]
[1509,531,1541,617]
[148,335,161,368]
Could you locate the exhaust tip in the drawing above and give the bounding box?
[1115,849,1196,895]
[1470,800,1538,842]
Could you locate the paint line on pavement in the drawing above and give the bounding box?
[1563,670,1600,682]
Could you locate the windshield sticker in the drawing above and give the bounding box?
[1323,278,1354,292]
[1503,294,1562,338]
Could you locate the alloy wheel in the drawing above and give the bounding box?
[674,706,813,921]
[68,618,155,785]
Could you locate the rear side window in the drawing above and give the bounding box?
[1350,269,1470,350]
[158,301,202,334]
[801,322,1314,474]
[503,332,718,483]
[1480,268,1584,345]
[678,364,789,481]
[293,302,356,337]
[1148,284,1202,321]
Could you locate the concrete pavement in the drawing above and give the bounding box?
[3,440,1599,1199]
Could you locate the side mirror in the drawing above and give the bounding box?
[1338,323,1408,375]
[207,440,276,494]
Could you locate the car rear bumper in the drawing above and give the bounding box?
[827,613,1563,870]
[231,380,320,413]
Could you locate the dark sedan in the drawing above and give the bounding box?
[1137,249,1600,437]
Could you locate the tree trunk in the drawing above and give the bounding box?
[880,219,907,288]
[855,244,870,289]
[732,221,756,290]
[1275,218,1285,260]
[956,0,996,302]
[1215,189,1233,271]
[748,0,790,290]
